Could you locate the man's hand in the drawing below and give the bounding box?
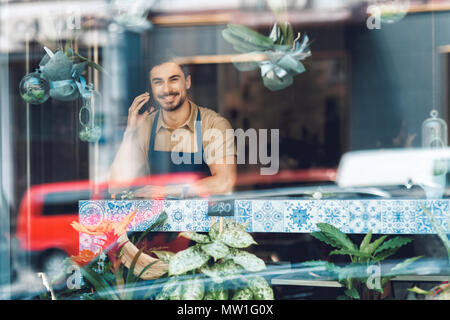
[126,92,154,132]
[133,185,166,199]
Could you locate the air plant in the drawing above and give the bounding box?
[222,22,311,91]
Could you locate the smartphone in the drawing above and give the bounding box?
[139,84,159,115]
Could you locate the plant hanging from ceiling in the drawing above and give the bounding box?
[19,45,105,143]
[222,22,311,91]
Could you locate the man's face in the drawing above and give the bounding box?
[150,62,191,112]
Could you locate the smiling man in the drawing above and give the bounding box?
[109,57,237,198]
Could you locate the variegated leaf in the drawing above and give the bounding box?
[179,231,211,244]
[181,278,205,300]
[168,245,210,275]
[169,282,183,300]
[201,240,230,261]
[200,260,243,283]
[248,276,274,300]
[232,288,254,300]
[151,250,175,264]
[209,219,238,240]
[228,250,266,272]
[207,283,229,300]
[217,222,257,248]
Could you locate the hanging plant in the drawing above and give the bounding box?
[19,46,105,143]
[222,22,311,91]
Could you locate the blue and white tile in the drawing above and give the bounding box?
[347,200,383,234]
[381,200,417,234]
[316,200,349,232]
[284,200,318,233]
[236,200,253,232]
[415,200,449,234]
[252,200,284,232]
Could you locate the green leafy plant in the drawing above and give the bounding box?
[152,220,274,300]
[51,211,168,300]
[308,223,422,300]
[222,22,311,91]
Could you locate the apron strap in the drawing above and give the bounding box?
[149,107,203,153]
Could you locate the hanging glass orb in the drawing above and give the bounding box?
[79,125,101,143]
[422,110,448,148]
[19,72,50,104]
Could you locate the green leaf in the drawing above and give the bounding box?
[80,267,119,300]
[168,245,210,275]
[372,247,401,263]
[211,221,257,248]
[151,250,175,264]
[227,24,274,48]
[283,22,294,46]
[248,276,274,300]
[269,22,281,43]
[329,248,370,259]
[228,250,266,272]
[200,260,242,283]
[316,223,358,251]
[299,260,341,274]
[408,286,433,295]
[179,231,211,244]
[209,219,236,240]
[388,256,422,276]
[181,278,205,300]
[359,230,373,252]
[126,247,145,285]
[362,235,388,256]
[344,288,360,300]
[206,283,228,300]
[222,29,270,53]
[135,211,168,245]
[169,282,183,300]
[201,240,230,261]
[156,277,179,300]
[232,288,254,300]
[276,55,305,74]
[337,264,359,283]
[373,236,413,255]
[310,231,339,248]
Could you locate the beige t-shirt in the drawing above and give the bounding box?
[110,101,236,180]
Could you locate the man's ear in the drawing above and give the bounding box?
[186,74,191,90]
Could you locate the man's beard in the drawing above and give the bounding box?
[155,93,186,112]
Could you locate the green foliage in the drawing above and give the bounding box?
[52,212,168,300]
[310,222,421,300]
[222,21,311,91]
[157,220,274,300]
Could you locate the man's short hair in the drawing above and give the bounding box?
[150,54,190,78]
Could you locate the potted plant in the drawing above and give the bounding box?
[151,220,274,300]
[304,222,422,300]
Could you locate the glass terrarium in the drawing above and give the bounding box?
[422,110,448,148]
[19,71,50,104]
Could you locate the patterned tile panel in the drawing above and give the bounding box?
[79,199,450,251]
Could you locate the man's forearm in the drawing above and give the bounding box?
[109,129,145,189]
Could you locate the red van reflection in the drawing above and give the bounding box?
[15,172,204,276]
[15,168,336,276]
